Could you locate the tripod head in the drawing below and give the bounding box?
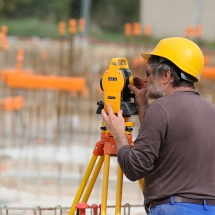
[96,58,138,117]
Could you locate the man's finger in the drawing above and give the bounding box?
[128,84,138,93]
[106,103,114,115]
[117,110,123,118]
[133,76,148,89]
[101,109,108,120]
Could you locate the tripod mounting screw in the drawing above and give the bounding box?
[100,126,106,130]
[125,126,133,132]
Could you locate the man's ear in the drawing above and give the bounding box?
[162,71,171,85]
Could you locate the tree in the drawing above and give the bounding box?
[0,0,71,22]
[0,0,140,34]
[69,0,82,19]
[0,0,30,19]
[91,0,139,32]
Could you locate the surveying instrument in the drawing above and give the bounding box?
[68,58,143,215]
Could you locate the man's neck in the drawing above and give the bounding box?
[167,86,194,96]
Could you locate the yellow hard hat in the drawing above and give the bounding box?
[141,37,204,81]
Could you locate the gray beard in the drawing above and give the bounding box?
[146,78,166,99]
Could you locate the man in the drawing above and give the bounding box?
[101,37,215,215]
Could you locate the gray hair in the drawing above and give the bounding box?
[148,55,195,89]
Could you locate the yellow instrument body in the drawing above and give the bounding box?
[102,58,133,114]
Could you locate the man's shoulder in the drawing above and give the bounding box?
[147,91,199,111]
[153,91,199,104]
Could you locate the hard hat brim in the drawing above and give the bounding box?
[141,52,152,61]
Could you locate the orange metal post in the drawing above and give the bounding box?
[1,96,24,111]
[195,24,202,38]
[201,66,215,80]
[69,19,77,35]
[144,24,151,38]
[79,18,85,33]
[124,23,132,37]
[0,68,33,82]
[5,73,86,92]
[185,26,194,39]
[59,21,66,36]
[132,22,141,37]
[204,56,210,66]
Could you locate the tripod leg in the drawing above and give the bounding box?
[68,154,98,215]
[101,154,110,215]
[115,164,123,215]
[82,156,104,202]
[138,178,144,191]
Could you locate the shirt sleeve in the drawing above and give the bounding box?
[117,101,167,181]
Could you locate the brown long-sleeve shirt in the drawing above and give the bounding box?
[118,91,215,205]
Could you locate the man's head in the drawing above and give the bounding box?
[141,37,204,99]
[141,37,204,82]
[145,56,196,99]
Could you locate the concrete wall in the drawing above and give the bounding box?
[140,0,215,42]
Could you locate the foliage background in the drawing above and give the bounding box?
[0,0,139,38]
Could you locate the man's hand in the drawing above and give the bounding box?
[128,76,149,124]
[101,104,125,137]
[101,104,129,149]
[129,76,148,107]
